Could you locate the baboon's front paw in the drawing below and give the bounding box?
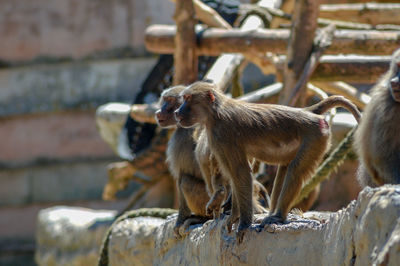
[206,201,220,217]
[259,214,284,228]
[206,202,214,216]
[178,224,190,239]
[173,223,184,239]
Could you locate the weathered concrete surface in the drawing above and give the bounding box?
[0,0,174,61]
[0,159,119,205]
[0,200,128,244]
[34,206,166,266]
[0,110,114,163]
[105,186,400,266]
[35,206,116,266]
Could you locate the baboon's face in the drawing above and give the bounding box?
[175,85,216,128]
[174,94,200,128]
[155,96,182,128]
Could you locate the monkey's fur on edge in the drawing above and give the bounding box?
[354,48,400,187]
[175,81,361,240]
[156,85,211,239]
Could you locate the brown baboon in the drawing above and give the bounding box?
[195,128,268,218]
[158,86,267,227]
[155,86,211,239]
[175,81,361,240]
[354,48,400,187]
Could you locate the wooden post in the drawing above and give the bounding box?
[173,0,198,84]
[284,24,336,106]
[280,0,319,106]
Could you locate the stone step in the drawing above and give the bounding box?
[0,0,174,62]
[0,58,155,117]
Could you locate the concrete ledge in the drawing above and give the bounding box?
[35,186,400,265]
[107,186,399,265]
[35,206,115,266]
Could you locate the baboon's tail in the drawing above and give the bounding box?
[306,95,361,123]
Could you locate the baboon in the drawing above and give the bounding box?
[175,81,361,239]
[195,128,268,218]
[354,48,400,187]
[158,86,267,226]
[155,85,211,238]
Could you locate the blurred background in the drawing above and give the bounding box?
[1,0,390,264]
[0,1,177,264]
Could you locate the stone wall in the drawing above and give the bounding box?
[0,0,174,62]
[35,185,400,266]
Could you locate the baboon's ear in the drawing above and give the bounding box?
[208,91,215,103]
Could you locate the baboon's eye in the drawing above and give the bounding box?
[163,96,175,103]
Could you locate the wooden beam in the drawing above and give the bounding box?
[145,25,400,56]
[203,53,245,92]
[244,5,400,31]
[273,54,391,83]
[313,81,371,109]
[319,3,400,25]
[238,82,282,103]
[173,0,197,84]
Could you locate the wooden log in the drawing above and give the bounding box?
[319,3,400,25]
[280,0,319,106]
[313,81,371,109]
[173,0,197,84]
[245,5,400,31]
[238,82,282,103]
[145,25,400,56]
[130,103,159,124]
[273,54,391,83]
[203,53,245,92]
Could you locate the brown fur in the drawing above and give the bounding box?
[257,164,319,211]
[175,81,360,239]
[195,128,268,218]
[156,86,210,239]
[354,48,400,187]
